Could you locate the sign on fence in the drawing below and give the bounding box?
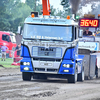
[78,41,99,51]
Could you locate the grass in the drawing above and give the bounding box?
[0,58,20,68]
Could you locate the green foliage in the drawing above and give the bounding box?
[36,3,42,15]
[0,0,33,32]
[0,0,67,32]
[9,3,33,32]
[61,0,71,15]
[91,3,100,18]
[0,0,11,31]
[50,6,56,15]
[26,0,40,11]
[50,6,65,18]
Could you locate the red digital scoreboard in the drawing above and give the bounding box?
[79,18,99,27]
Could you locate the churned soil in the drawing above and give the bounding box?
[0,67,100,100]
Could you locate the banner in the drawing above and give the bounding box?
[78,41,99,51]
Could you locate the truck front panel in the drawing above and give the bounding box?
[20,41,79,75]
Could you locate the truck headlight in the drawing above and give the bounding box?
[23,62,30,66]
[63,64,72,68]
[24,67,29,71]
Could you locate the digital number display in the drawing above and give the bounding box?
[79,18,99,27]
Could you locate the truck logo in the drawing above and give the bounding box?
[44,52,49,56]
[44,63,48,65]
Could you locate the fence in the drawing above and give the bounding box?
[0,50,14,58]
[0,50,22,67]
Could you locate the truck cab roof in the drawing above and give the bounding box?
[24,15,78,26]
[0,31,10,35]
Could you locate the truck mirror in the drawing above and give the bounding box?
[79,30,83,38]
[17,26,22,34]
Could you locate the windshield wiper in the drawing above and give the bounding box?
[24,38,37,40]
[39,39,51,41]
[24,38,67,42]
[24,38,50,41]
[49,39,65,42]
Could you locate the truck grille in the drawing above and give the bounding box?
[32,47,62,58]
[33,58,61,62]
[38,47,56,57]
[35,68,58,72]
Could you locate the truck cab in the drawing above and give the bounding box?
[20,13,84,83]
[0,31,16,57]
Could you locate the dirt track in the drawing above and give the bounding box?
[0,67,100,100]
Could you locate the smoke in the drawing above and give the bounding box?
[80,0,100,6]
[70,0,81,14]
[80,0,100,17]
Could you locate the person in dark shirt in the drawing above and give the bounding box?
[83,27,92,36]
[15,44,21,57]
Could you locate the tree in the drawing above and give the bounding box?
[50,6,56,16]
[80,0,100,7]
[35,3,42,15]
[26,0,40,11]
[0,0,69,32]
[90,3,100,18]
[61,0,71,15]
[5,0,33,32]
[77,0,100,18]
[11,3,33,32]
[0,0,42,32]
[0,0,11,31]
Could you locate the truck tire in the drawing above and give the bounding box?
[95,66,98,78]
[68,67,77,83]
[77,67,84,81]
[22,72,31,81]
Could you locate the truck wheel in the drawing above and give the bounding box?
[22,72,31,81]
[77,67,84,81]
[68,67,77,83]
[95,66,98,78]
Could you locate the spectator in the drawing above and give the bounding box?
[83,27,92,36]
[1,43,8,61]
[15,44,21,57]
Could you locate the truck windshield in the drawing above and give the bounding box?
[23,24,73,41]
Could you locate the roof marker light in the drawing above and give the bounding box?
[31,14,35,18]
[67,15,70,20]
[98,14,100,18]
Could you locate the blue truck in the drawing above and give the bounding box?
[18,12,84,83]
